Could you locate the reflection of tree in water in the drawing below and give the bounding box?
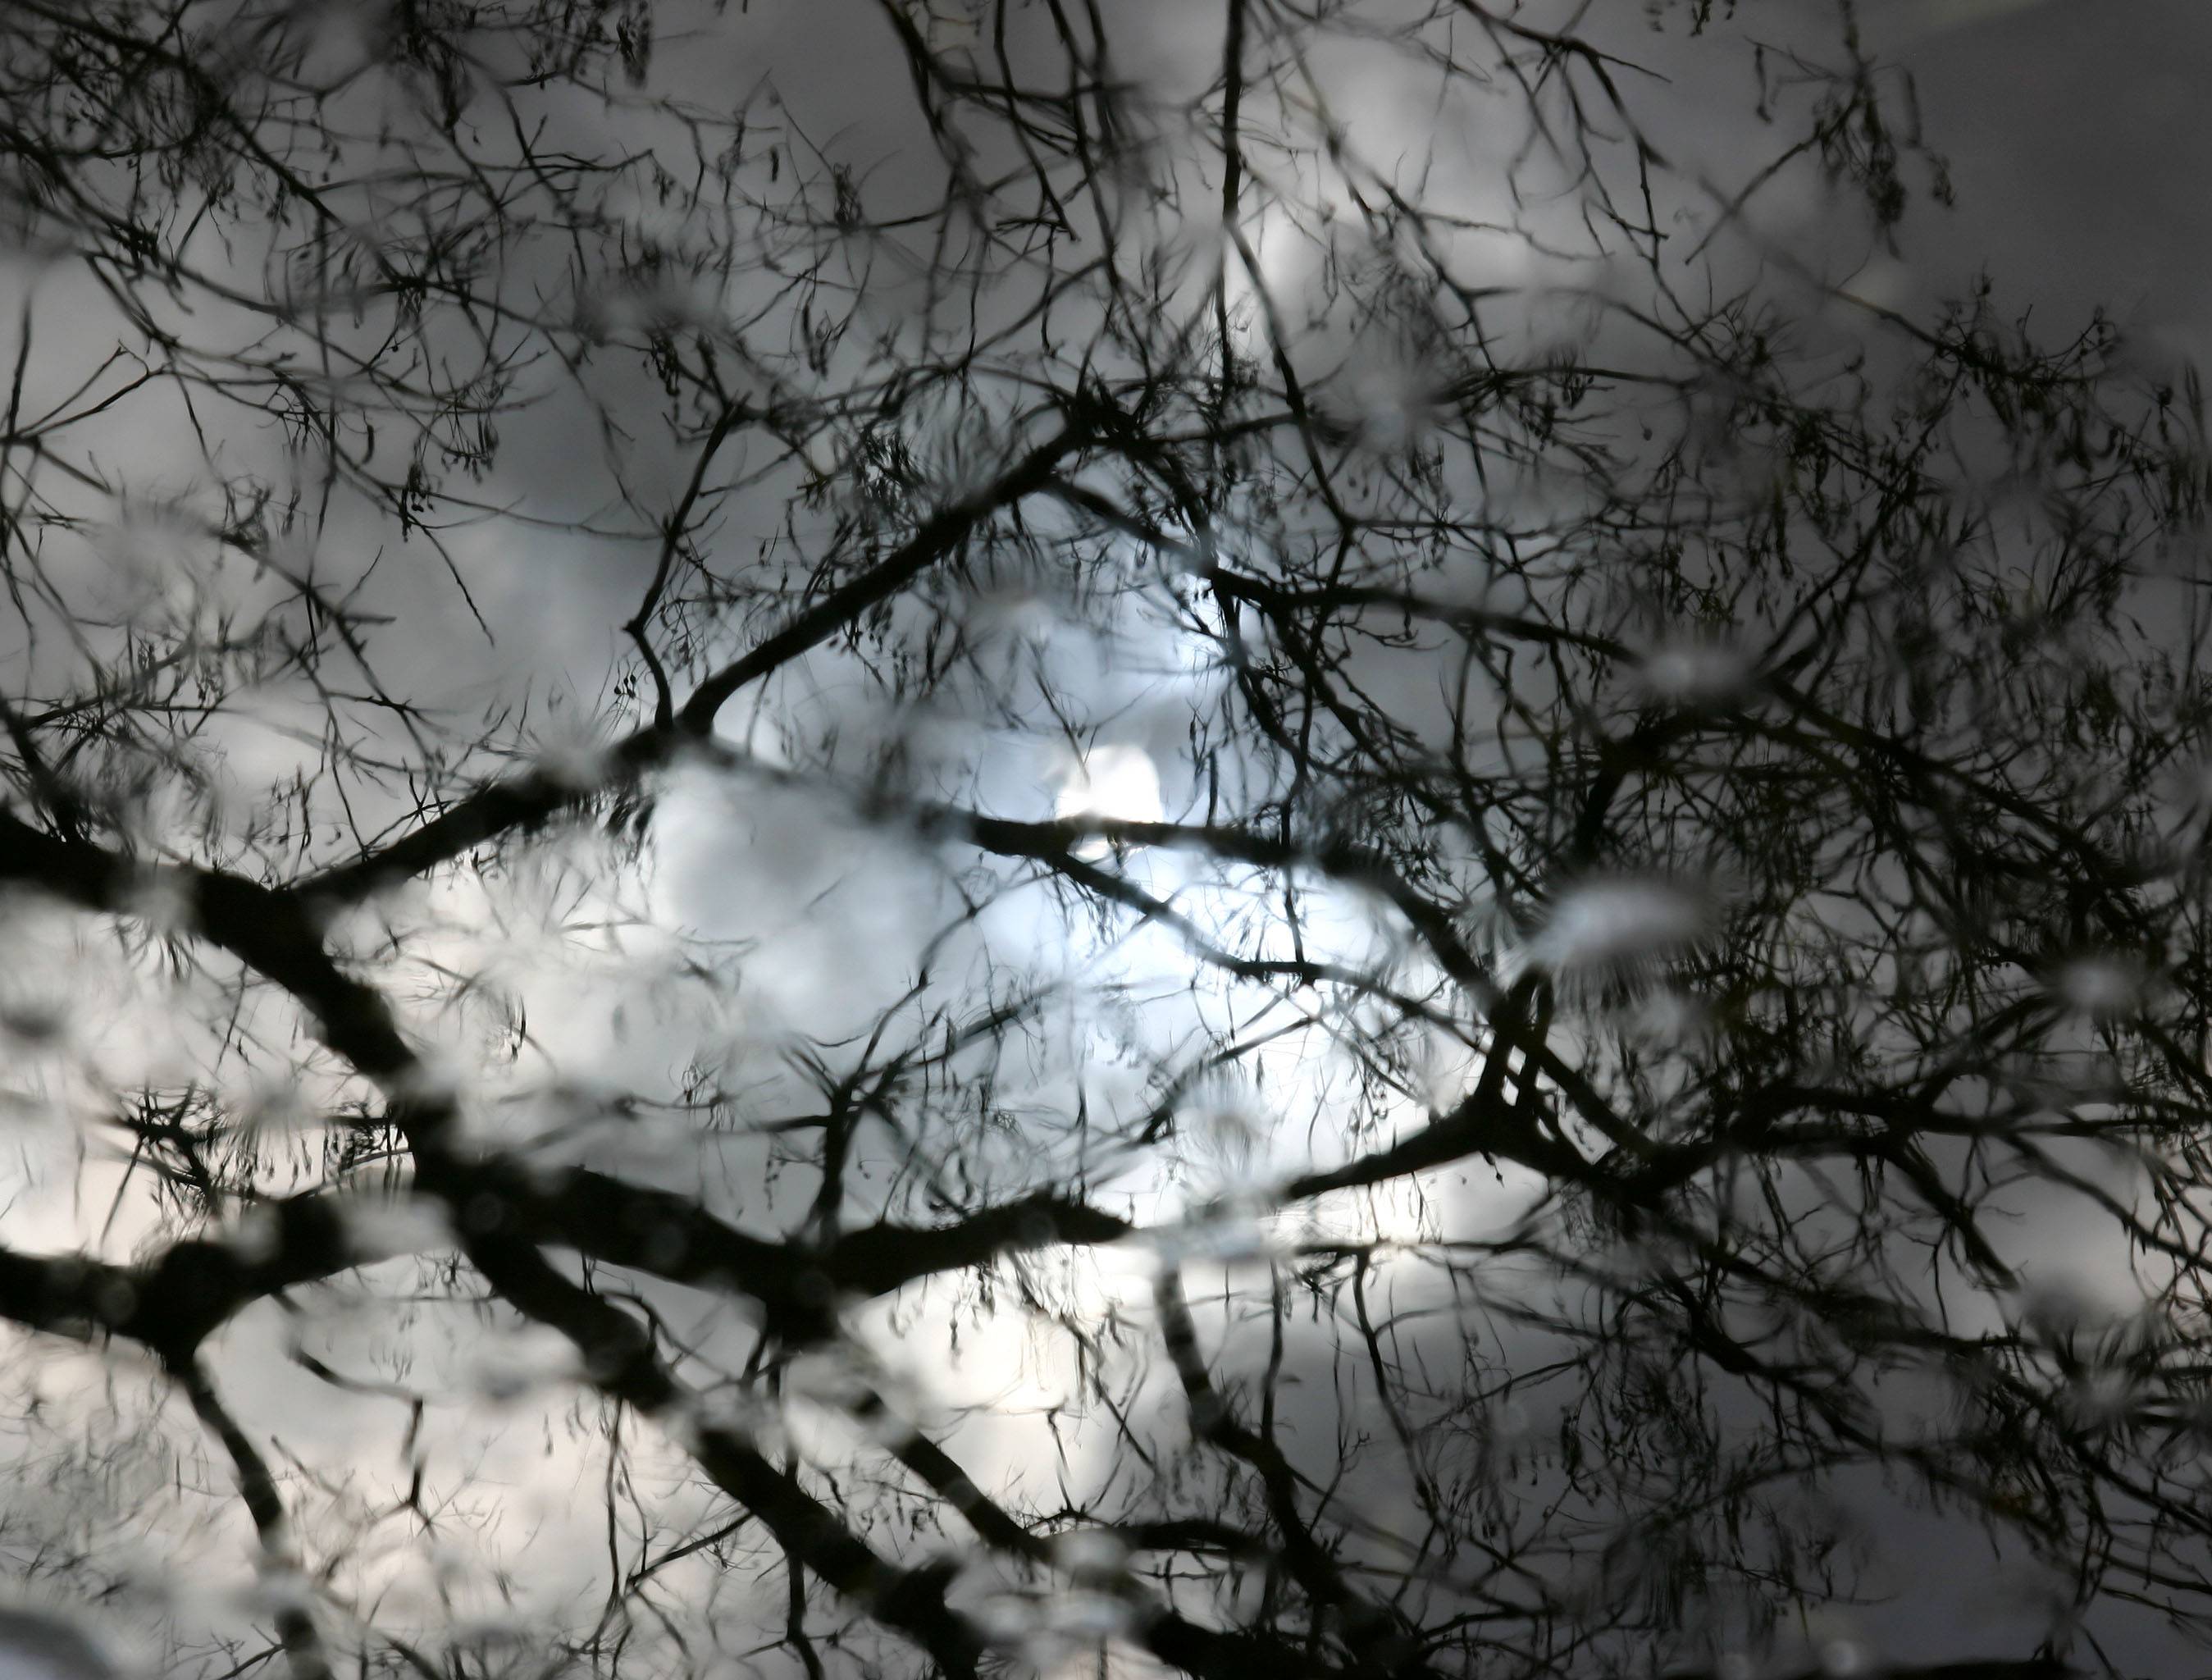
[0,2,2204,1678]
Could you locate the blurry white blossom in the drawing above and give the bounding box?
[2047,953,2147,1020]
[1146,1195,1281,1270]
[1343,359,1441,455]
[2008,1276,2150,1357]
[968,582,1060,651]
[972,1584,1137,1670]
[1630,633,1758,710]
[1047,1590,1133,1641]
[222,1206,283,1265]
[338,1195,454,1263]
[1051,1528,1129,1581]
[467,1325,582,1406]
[1515,875,1715,1000]
[969,1593,1040,1646]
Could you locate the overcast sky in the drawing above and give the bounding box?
[8,4,2212,1677]
[1872,0,2212,360]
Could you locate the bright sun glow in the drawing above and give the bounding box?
[1054,746,1162,824]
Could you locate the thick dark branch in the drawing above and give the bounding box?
[509,1171,1136,1339]
[0,1162,1137,1372]
[1154,1268,1442,1678]
[299,420,1092,907]
[673,419,1091,732]
[826,1190,1133,1294]
[0,811,422,1088]
[453,1230,989,1678]
[172,1359,335,1680]
[1277,1084,1590,1201]
[477,1226,1355,1680]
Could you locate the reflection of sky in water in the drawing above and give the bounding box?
[0,1,2209,1674]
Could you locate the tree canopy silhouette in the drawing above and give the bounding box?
[0,2,2207,1678]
